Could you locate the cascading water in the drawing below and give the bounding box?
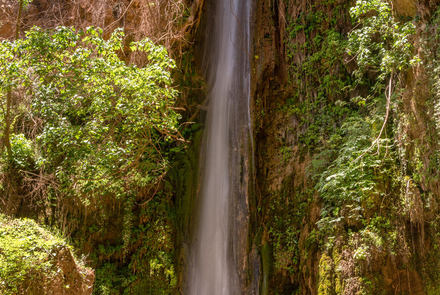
[189,0,253,294]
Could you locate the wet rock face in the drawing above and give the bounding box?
[53,248,95,295]
[417,0,440,20]
[392,0,417,17]
[250,0,440,294]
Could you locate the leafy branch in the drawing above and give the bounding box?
[347,0,416,159]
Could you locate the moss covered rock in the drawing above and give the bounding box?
[0,214,94,294]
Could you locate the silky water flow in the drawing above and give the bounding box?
[189,0,252,294]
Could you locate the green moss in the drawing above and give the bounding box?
[317,253,334,295]
[332,249,343,294]
[0,214,81,294]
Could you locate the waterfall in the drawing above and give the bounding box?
[189,0,253,294]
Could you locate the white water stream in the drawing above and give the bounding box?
[189,0,252,294]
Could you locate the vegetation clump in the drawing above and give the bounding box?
[0,214,93,294]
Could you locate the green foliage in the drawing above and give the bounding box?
[278,146,293,164]
[93,198,176,294]
[9,134,34,170]
[0,26,180,200]
[281,1,421,291]
[0,26,183,294]
[315,114,398,232]
[269,3,353,291]
[348,0,417,101]
[284,29,353,150]
[267,185,308,279]
[307,3,423,293]
[94,263,121,295]
[128,200,176,293]
[422,7,440,176]
[414,9,440,292]
[287,28,349,101]
[274,0,431,293]
[0,24,182,220]
[309,0,416,234]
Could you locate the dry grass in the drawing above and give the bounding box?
[0,0,200,60]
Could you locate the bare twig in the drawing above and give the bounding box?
[138,172,167,206]
[103,0,134,34]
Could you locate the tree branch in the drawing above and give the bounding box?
[353,72,393,163]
